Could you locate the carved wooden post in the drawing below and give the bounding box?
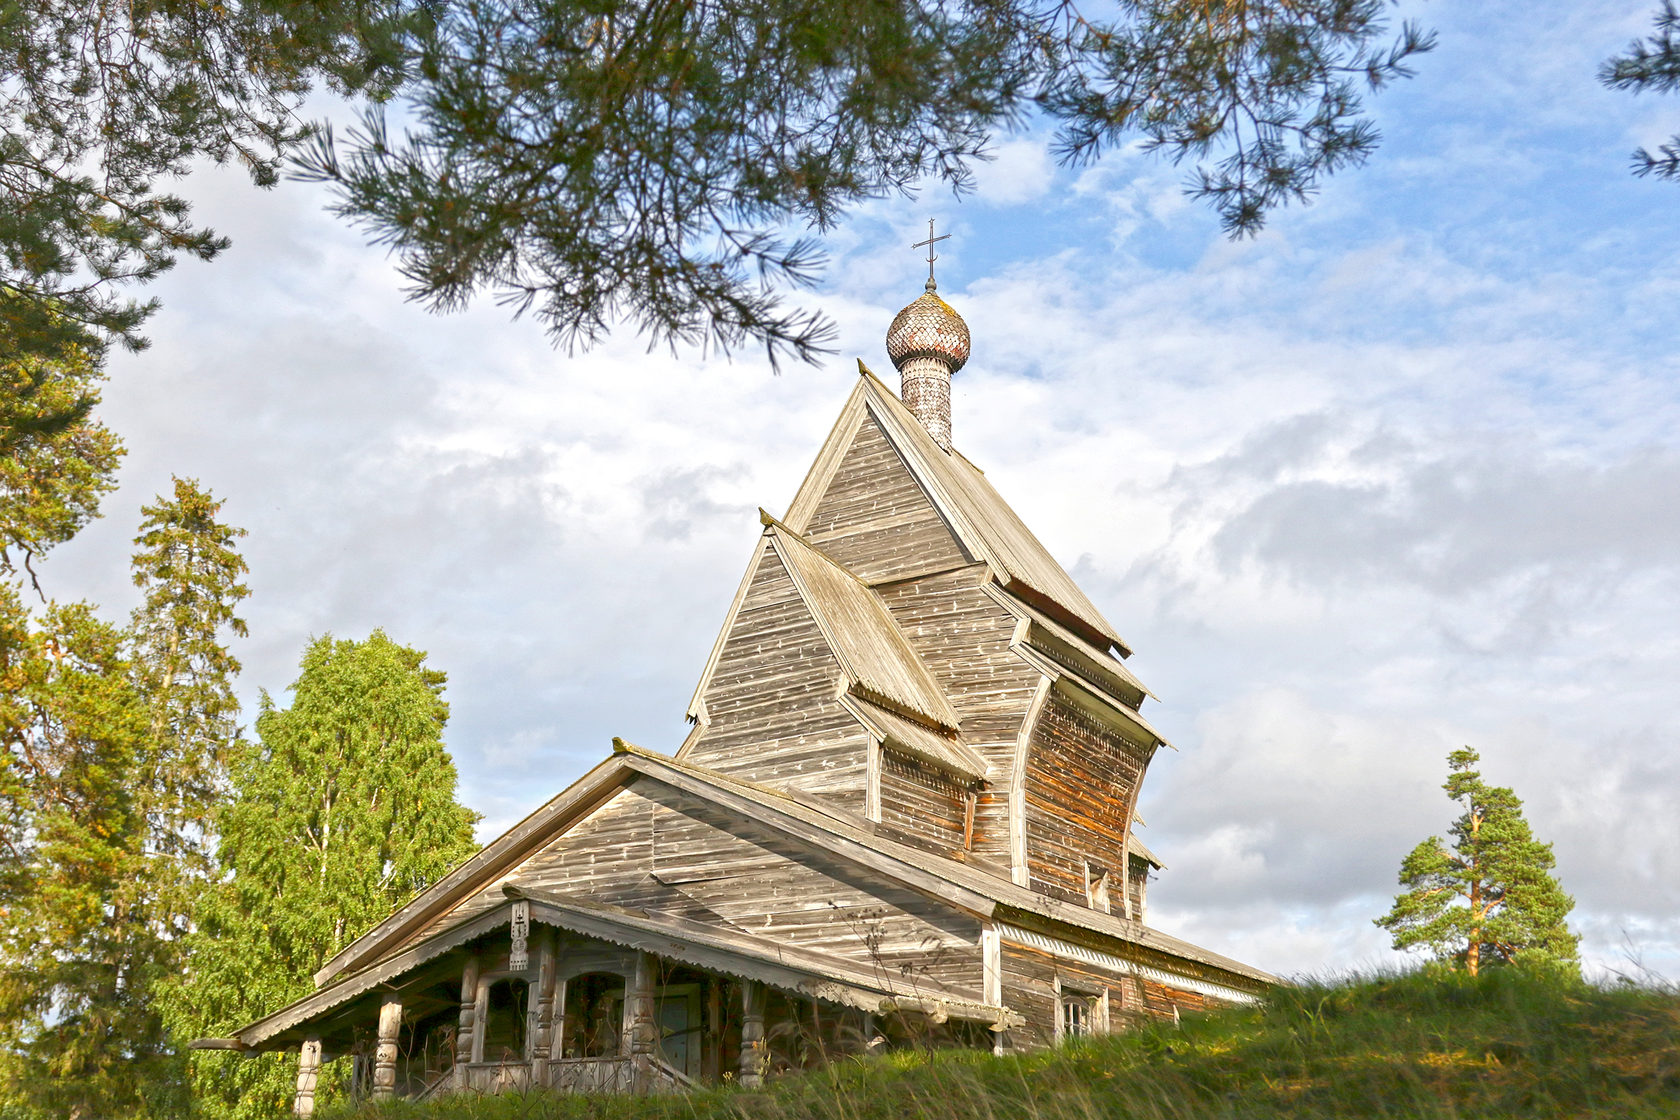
[739,979,766,1088]
[549,976,569,1063]
[293,1036,322,1117]
[455,956,480,1071]
[627,952,656,1089]
[530,930,556,1086]
[374,996,402,1099]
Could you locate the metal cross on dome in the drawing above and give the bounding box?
[912,219,951,290]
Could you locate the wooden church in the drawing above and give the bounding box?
[197,265,1275,1112]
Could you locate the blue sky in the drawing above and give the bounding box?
[47,0,1680,981]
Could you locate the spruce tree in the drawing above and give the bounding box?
[0,601,176,1120]
[1376,747,1579,976]
[167,631,479,1120]
[128,477,251,920]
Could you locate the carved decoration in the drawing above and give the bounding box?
[509,899,531,970]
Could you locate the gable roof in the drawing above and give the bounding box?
[783,369,1131,656]
[315,741,1273,991]
[684,514,959,733]
[231,886,1015,1052]
[838,691,989,783]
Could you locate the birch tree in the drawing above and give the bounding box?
[166,631,479,1119]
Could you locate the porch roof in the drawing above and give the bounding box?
[203,884,1015,1054]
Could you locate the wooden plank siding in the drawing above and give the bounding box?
[999,942,1217,1050]
[873,567,1043,869]
[411,779,986,1003]
[683,542,871,803]
[801,414,971,583]
[876,750,967,851]
[1022,691,1152,906]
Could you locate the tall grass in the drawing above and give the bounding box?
[329,968,1680,1120]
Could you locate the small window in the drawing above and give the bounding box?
[1061,995,1092,1040]
[1084,861,1111,914]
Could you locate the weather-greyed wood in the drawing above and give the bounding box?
[877,748,967,851]
[413,779,985,1000]
[873,566,1042,866]
[802,413,971,583]
[683,543,872,800]
[1022,690,1152,905]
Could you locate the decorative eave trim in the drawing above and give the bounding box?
[838,690,989,783]
[1009,637,1172,752]
[996,923,1265,1006]
[983,584,1152,703]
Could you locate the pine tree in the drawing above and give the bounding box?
[1376,747,1579,976]
[1601,2,1680,182]
[166,631,479,1120]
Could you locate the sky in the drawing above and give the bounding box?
[44,0,1680,982]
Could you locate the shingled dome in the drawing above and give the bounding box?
[885,282,971,372]
[886,279,970,450]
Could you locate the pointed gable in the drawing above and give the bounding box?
[785,369,1131,655]
[680,535,872,797]
[767,520,959,731]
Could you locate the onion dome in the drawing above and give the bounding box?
[885,279,971,374]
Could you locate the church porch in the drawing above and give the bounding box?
[199,891,1009,1114]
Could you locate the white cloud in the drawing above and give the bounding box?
[35,0,1680,991]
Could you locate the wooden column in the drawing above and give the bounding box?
[549,976,569,1063]
[455,956,480,1070]
[627,951,656,1088]
[739,980,766,1088]
[373,996,402,1099]
[293,1037,322,1117]
[530,931,556,1086]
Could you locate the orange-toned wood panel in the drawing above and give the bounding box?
[1023,692,1150,906]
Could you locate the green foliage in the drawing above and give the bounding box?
[326,969,1680,1120]
[0,0,417,358]
[295,0,1432,364]
[1377,747,1578,976]
[1601,2,1680,181]
[0,598,182,1120]
[128,477,251,903]
[0,334,123,585]
[167,631,480,1120]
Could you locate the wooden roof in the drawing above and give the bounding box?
[764,515,960,731]
[784,368,1132,656]
[838,692,989,782]
[684,514,961,733]
[313,742,1274,991]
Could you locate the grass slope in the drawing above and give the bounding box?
[331,969,1680,1120]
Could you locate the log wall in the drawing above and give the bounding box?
[684,542,870,806]
[414,779,984,1001]
[802,414,970,583]
[1022,691,1151,906]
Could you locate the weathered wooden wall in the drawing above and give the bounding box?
[876,749,966,851]
[1022,691,1152,906]
[684,542,871,806]
[410,779,984,1001]
[801,415,970,583]
[873,568,1041,867]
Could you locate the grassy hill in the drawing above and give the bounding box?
[331,968,1680,1120]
